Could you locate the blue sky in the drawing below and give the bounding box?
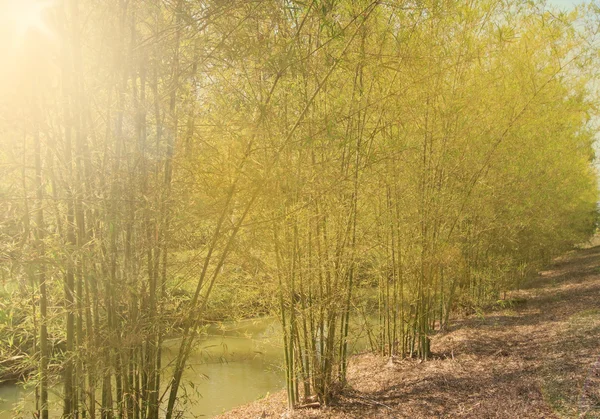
[546,0,582,8]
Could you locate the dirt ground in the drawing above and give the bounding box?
[217,244,600,418]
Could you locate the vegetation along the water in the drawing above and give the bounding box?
[0,0,599,418]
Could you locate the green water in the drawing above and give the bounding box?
[0,317,285,418]
[0,314,373,418]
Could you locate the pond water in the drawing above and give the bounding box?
[0,317,285,418]
[0,315,372,418]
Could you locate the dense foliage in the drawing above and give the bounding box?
[0,0,598,417]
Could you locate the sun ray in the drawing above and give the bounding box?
[2,0,54,40]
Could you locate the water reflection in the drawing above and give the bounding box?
[0,317,285,418]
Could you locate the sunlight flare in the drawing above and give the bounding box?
[2,0,53,39]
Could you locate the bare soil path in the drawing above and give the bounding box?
[218,245,600,418]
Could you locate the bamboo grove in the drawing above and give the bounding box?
[0,0,598,417]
